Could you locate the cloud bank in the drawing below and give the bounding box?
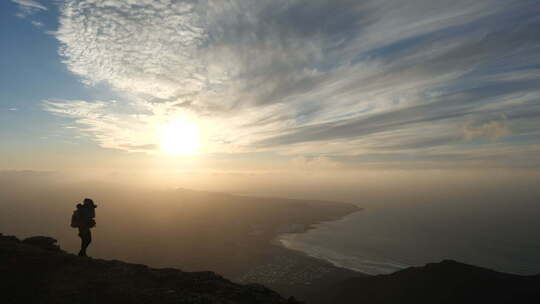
[45,0,540,167]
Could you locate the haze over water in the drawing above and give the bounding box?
[279,172,540,275]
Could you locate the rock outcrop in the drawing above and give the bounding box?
[0,233,301,304]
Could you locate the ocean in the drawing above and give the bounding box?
[279,199,540,275]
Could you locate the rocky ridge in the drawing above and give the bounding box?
[0,233,301,304]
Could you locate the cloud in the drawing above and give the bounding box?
[43,98,293,154]
[43,99,167,153]
[55,0,209,101]
[31,20,44,28]
[45,0,540,167]
[290,156,342,170]
[464,117,511,141]
[254,82,539,147]
[12,0,47,18]
[12,0,46,10]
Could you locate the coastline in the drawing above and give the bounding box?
[269,200,363,267]
[271,206,380,274]
[274,207,413,275]
[278,228,411,275]
[235,203,366,300]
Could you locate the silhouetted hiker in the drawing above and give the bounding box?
[71,198,97,257]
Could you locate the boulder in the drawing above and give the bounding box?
[22,236,60,251]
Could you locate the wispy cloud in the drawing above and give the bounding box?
[290,156,342,170]
[45,0,540,167]
[463,116,511,141]
[12,0,47,18]
[31,20,44,28]
[12,0,46,10]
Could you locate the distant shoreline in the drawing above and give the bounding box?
[270,206,369,274]
[234,204,366,299]
[272,206,415,276]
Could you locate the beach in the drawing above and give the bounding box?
[233,202,365,299]
[274,202,540,276]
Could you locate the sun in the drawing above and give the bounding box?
[157,119,201,155]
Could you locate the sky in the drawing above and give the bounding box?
[1,0,540,186]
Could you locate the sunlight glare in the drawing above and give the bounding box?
[158,119,201,155]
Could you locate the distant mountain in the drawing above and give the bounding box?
[0,233,301,304]
[309,259,540,304]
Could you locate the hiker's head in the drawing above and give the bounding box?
[83,198,97,208]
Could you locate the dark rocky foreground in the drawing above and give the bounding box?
[307,259,540,304]
[2,233,539,304]
[0,234,301,304]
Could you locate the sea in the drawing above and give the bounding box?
[279,199,540,275]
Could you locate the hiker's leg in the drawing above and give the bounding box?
[85,229,92,248]
[78,228,85,256]
[78,228,91,256]
[81,230,91,256]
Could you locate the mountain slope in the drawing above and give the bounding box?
[0,233,301,304]
[312,259,540,304]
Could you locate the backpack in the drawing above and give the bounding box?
[71,208,96,228]
[71,209,82,228]
[88,218,96,228]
